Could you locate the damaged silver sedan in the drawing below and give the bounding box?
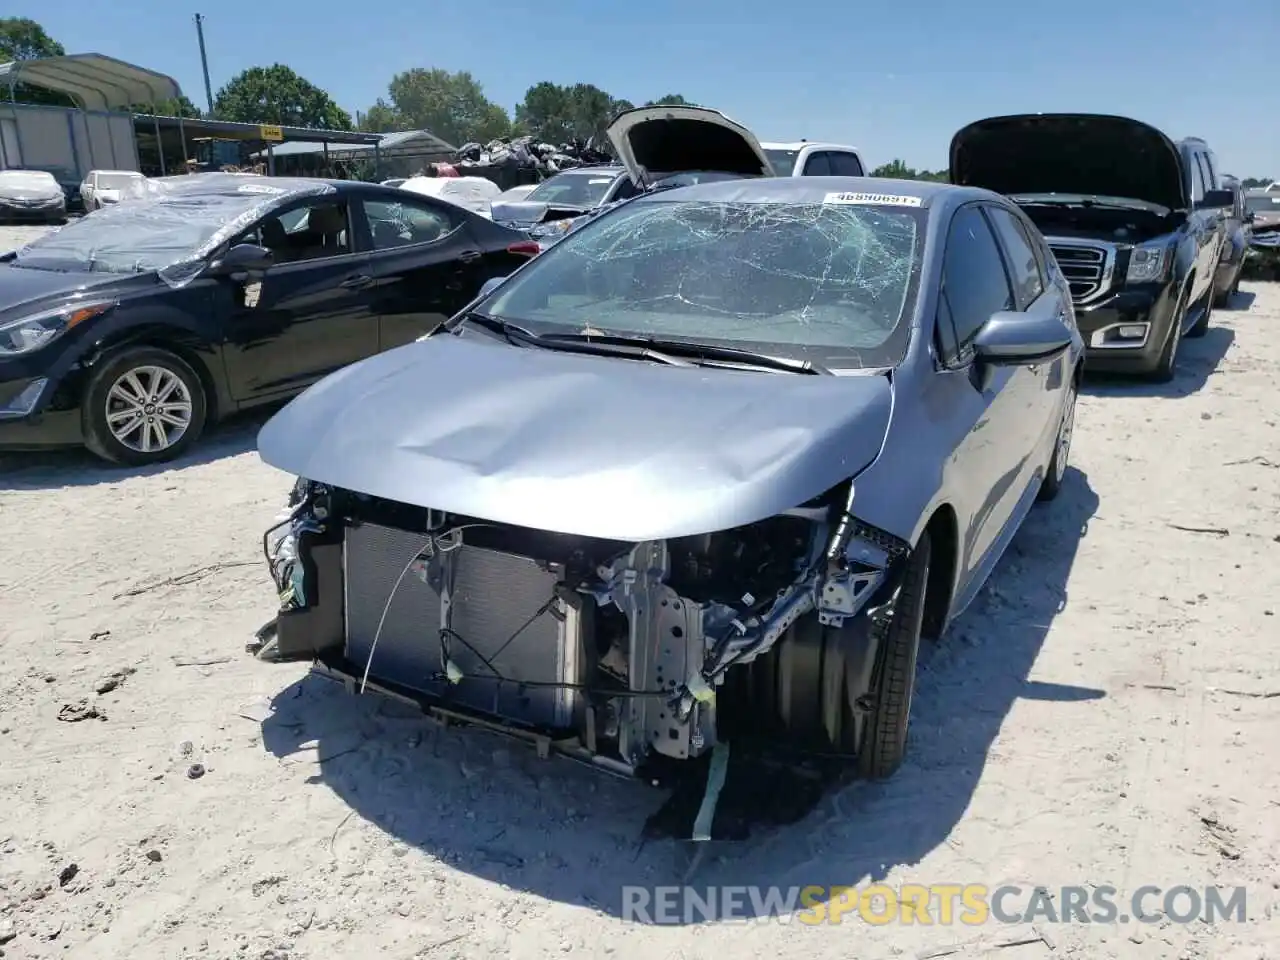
[253,176,1084,783]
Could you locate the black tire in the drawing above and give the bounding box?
[1146,288,1187,383]
[1187,288,1212,338]
[722,534,932,781]
[1037,379,1077,502]
[82,346,208,466]
[855,533,931,779]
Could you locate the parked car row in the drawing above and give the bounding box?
[0,101,1251,791]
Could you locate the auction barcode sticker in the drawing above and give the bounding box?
[823,192,923,207]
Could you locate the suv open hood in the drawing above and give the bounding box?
[606,105,774,188]
[949,113,1187,212]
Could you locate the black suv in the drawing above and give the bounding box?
[949,114,1230,381]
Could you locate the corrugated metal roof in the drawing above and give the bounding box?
[257,129,456,158]
[0,53,181,111]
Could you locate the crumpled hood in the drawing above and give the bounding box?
[257,334,893,541]
[949,113,1187,211]
[606,105,774,188]
[490,199,588,226]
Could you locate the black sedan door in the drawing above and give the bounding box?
[357,194,529,349]
[220,196,380,402]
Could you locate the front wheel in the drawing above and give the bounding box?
[721,534,932,779]
[82,346,208,466]
[1147,289,1187,383]
[853,533,931,779]
[1038,380,1076,502]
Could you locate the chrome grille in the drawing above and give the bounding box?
[1049,243,1108,303]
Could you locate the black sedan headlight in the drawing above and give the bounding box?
[0,301,115,356]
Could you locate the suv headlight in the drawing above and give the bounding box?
[1126,243,1169,284]
[0,300,115,356]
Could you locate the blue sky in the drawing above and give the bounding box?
[12,0,1279,178]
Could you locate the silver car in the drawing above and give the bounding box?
[253,175,1084,783]
[0,169,67,223]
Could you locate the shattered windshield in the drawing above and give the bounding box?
[11,176,321,276]
[481,197,922,367]
[526,172,617,208]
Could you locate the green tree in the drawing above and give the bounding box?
[644,94,694,107]
[214,64,353,130]
[871,158,948,182]
[381,68,509,146]
[515,82,634,143]
[1241,177,1272,189]
[357,99,405,133]
[0,17,74,107]
[131,94,202,118]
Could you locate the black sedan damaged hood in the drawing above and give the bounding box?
[257,334,894,542]
[950,113,1187,211]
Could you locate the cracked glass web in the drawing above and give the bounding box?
[486,199,920,362]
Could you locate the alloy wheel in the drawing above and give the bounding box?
[104,365,194,454]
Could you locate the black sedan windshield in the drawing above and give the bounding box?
[481,197,923,367]
[11,177,313,275]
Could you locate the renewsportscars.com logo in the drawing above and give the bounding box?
[621,884,1250,926]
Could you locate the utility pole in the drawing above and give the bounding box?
[194,14,215,117]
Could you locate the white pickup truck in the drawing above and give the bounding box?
[760,140,868,178]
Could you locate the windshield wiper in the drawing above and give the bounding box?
[451,312,693,367]
[1011,196,1158,211]
[448,310,541,344]
[540,332,833,375]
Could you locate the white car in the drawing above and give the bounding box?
[0,169,67,223]
[398,175,502,217]
[80,169,147,211]
[759,140,867,178]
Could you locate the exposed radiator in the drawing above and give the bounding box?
[342,522,583,728]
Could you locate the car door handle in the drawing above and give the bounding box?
[458,250,483,263]
[340,274,373,290]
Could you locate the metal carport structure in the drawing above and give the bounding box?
[133,115,382,176]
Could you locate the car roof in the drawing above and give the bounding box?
[90,169,144,175]
[632,175,955,207]
[760,140,862,152]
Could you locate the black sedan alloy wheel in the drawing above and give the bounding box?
[82,346,208,466]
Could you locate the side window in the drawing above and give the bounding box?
[985,206,1045,309]
[939,205,1014,358]
[1202,151,1218,190]
[250,199,351,264]
[829,152,864,177]
[1189,151,1207,203]
[610,177,640,202]
[362,197,458,250]
[800,152,833,176]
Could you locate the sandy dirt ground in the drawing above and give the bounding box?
[0,221,1277,960]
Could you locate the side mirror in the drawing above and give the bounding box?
[1197,189,1233,210]
[478,275,507,298]
[972,311,1073,367]
[208,242,273,276]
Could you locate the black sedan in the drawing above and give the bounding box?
[0,174,540,465]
